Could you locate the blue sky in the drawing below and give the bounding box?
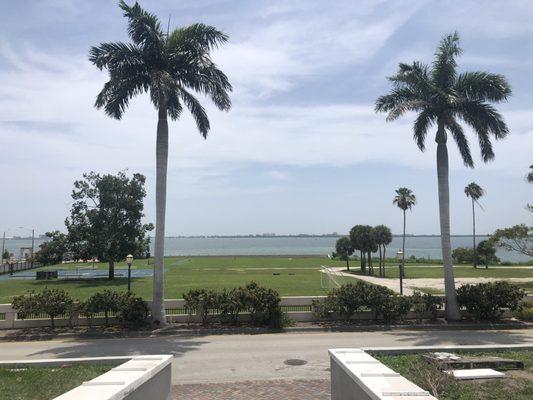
[0,0,532,236]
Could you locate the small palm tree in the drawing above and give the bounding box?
[464,182,484,268]
[90,1,232,323]
[335,236,354,271]
[376,32,511,320]
[393,188,416,280]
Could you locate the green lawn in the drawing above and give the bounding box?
[374,350,533,400]
[0,365,111,400]
[0,256,346,303]
[354,265,533,279]
[1,256,531,303]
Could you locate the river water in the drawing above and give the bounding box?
[2,235,530,262]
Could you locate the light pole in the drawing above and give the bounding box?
[396,249,404,295]
[126,254,134,292]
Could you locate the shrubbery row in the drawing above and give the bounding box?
[316,281,442,323]
[12,288,149,329]
[183,282,285,328]
[318,280,526,323]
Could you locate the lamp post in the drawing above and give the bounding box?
[126,254,134,292]
[396,249,404,295]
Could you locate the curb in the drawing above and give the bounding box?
[0,320,531,342]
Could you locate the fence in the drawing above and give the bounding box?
[0,261,42,275]
[1,294,531,330]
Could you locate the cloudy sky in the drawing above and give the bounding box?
[0,0,532,237]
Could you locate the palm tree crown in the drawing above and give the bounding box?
[528,165,533,184]
[464,182,484,201]
[376,32,511,166]
[89,0,232,133]
[393,187,417,211]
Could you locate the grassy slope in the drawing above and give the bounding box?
[0,256,531,303]
[0,365,111,400]
[375,350,533,400]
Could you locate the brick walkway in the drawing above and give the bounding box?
[173,379,330,399]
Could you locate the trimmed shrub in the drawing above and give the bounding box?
[183,289,221,325]
[115,292,149,329]
[410,291,443,321]
[242,282,282,327]
[369,289,411,323]
[12,288,73,328]
[457,281,525,321]
[218,288,247,324]
[514,302,533,322]
[321,281,374,320]
[82,289,121,326]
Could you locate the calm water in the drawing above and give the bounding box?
[2,235,530,262]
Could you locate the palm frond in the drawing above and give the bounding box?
[177,87,210,137]
[456,100,509,139]
[168,24,228,54]
[119,1,163,51]
[95,76,148,119]
[89,41,146,71]
[446,117,473,167]
[413,110,435,151]
[432,31,462,90]
[455,71,511,102]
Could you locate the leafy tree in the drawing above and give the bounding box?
[335,236,354,271]
[65,171,153,279]
[476,240,499,269]
[349,225,367,273]
[2,250,10,261]
[452,247,476,264]
[393,187,416,279]
[34,231,69,265]
[490,224,533,258]
[376,32,511,320]
[373,225,392,277]
[464,182,484,268]
[90,1,232,323]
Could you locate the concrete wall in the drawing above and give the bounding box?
[329,348,437,400]
[0,355,173,400]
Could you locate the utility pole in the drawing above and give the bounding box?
[1,232,5,265]
[31,229,35,267]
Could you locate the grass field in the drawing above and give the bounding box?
[0,256,531,303]
[0,365,111,400]
[374,350,533,400]
[0,256,346,302]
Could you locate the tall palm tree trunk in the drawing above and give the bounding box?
[152,105,168,325]
[436,136,461,321]
[472,198,477,268]
[402,209,406,279]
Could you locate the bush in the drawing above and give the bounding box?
[457,281,525,321]
[410,291,443,321]
[320,282,411,323]
[12,288,74,328]
[81,289,121,326]
[370,290,411,323]
[452,247,476,264]
[218,288,247,324]
[183,289,221,325]
[115,292,149,329]
[513,302,533,322]
[321,281,374,320]
[242,282,282,327]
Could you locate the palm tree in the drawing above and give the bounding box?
[528,165,533,184]
[335,236,354,271]
[373,225,392,277]
[393,188,416,281]
[464,182,484,268]
[376,32,511,320]
[89,1,232,324]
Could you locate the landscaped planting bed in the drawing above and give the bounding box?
[374,350,533,400]
[0,364,112,400]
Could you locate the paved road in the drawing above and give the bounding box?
[1,329,532,384]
